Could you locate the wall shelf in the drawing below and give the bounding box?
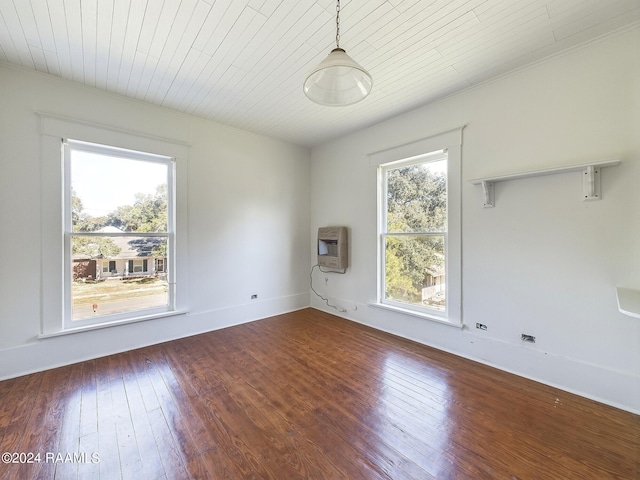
[469,158,621,208]
[616,288,640,319]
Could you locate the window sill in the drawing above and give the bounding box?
[38,309,188,339]
[369,302,462,328]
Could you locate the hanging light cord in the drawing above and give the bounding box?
[335,0,341,48]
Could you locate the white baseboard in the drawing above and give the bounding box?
[0,292,309,381]
[311,297,640,415]
[4,291,636,415]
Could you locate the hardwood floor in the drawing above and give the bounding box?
[0,308,638,479]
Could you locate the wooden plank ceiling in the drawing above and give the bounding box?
[1,0,638,147]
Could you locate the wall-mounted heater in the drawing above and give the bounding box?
[317,226,348,270]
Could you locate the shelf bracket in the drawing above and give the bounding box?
[481,180,494,208]
[582,165,601,201]
[469,158,619,208]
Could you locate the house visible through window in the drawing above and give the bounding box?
[380,151,449,315]
[65,139,175,324]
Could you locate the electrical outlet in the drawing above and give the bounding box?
[476,323,487,331]
[251,294,258,300]
[521,334,536,343]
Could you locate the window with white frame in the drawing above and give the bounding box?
[372,128,462,325]
[381,152,448,312]
[64,139,175,325]
[39,114,188,336]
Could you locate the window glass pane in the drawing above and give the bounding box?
[71,235,168,320]
[384,235,445,310]
[386,159,446,233]
[71,150,168,233]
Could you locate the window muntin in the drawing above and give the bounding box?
[380,153,449,315]
[65,140,174,325]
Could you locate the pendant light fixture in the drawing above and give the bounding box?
[303,0,373,106]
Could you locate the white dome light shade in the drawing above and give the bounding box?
[304,48,373,106]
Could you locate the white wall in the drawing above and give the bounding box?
[0,64,311,378]
[310,28,640,413]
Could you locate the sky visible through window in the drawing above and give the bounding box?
[71,150,167,217]
[424,159,446,175]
